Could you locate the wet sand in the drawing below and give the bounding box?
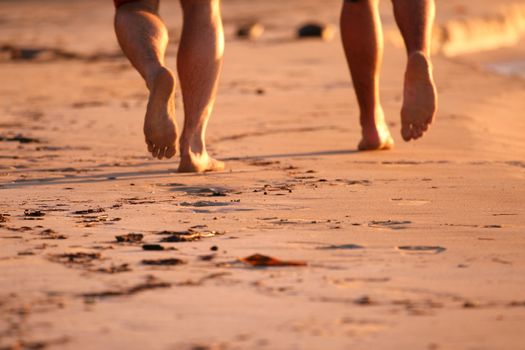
[1,0,525,349]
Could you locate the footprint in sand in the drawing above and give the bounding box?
[167,183,236,197]
[317,244,364,250]
[397,246,446,254]
[368,220,412,230]
[178,200,254,214]
[180,201,231,208]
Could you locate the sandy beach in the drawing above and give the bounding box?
[1,0,524,349]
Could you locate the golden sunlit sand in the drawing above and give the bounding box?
[0,0,524,349]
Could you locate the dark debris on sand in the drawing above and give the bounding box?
[199,254,216,261]
[159,231,202,243]
[71,208,116,226]
[94,263,131,274]
[0,134,40,144]
[0,44,123,63]
[24,210,45,218]
[397,246,447,254]
[72,208,105,215]
[81,276,171,300]
[142,258,186,266]
[1,337,70,350]
[115,233,144,243]
[157,228,223,243]
[354,295,375,306]
[49,252,102,267]
[239,254,307,267]
[142,244,167,251]
[254,183,294,195]
[191,187,230,197]
[38,229,67,240]
[0,213,9,223]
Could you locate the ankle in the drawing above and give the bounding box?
[359,107,384,126]
[145,66,172,91]
[407,49,432,60]
[180,133,205,156]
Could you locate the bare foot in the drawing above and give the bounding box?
[179,151,225,173]
[401,51,437,141]
[144,67,178,159]
[178,136,224,173]
[358,108,394,151]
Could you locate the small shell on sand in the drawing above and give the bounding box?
[236,22,265,40]
[297,23,335,41]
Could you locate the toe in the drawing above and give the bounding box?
[157,146,166,160]
[165,146,176,159]
[209,158,226,172]
[358,139,369,151]
[412,126,423,139]
[146,140,154,153]
[401,124,413,141]
[152,146,160,158]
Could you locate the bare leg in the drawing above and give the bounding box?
[177,0,225,172]
[114,0,177,159]
[341,0,394,151]
[392,0,438,141]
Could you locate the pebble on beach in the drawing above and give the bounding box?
[236,22,265,40]
[297,23,335,41]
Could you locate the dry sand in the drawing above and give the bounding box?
[1,0,524,349]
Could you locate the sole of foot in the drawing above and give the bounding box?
[178,151,225,173]
[144,66,178,160]
[401,51,437,142]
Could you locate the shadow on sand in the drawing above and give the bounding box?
[224,148,359,161]
[0,148,359,189]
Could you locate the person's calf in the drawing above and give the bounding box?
[180,0,221,13]
[113,0,177,159]
[176,0,224,171]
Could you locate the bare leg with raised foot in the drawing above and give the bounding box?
[393,0,438,141]
[115,0,178,159]
[341,0,394,151]
[178,0,225,172]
